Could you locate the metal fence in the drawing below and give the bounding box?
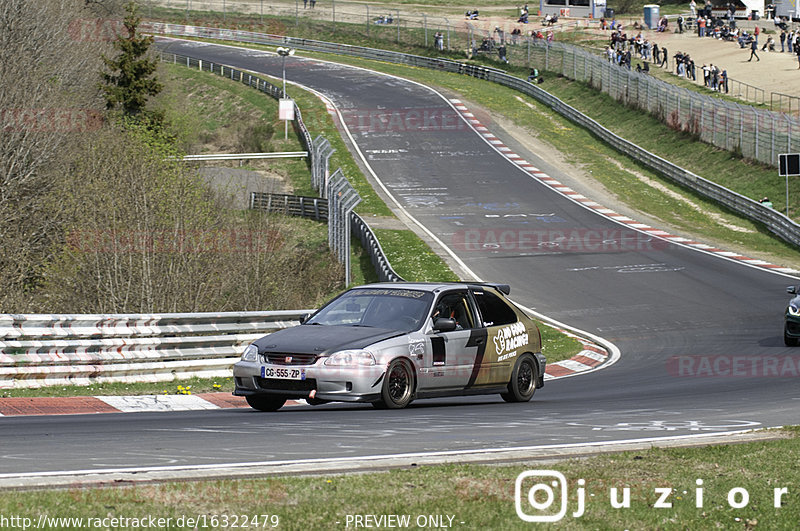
[310,135,335,197]
[772,92,800,117]
[533,39,799,166]
[351,213,403,282]
[327,169,361,286]
[0,311,307,388]
[148,23,800,247]
[250,192,328,220]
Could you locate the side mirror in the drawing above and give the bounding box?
[433,318,457,332]
[788,286,798,296]
[299,313,311,324]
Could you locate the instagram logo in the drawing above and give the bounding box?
[515,471,585,522]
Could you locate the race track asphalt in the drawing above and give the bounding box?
[2,38,797,479]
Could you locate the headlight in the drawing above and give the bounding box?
[324,350,376,366]
[789,304,800,317]
[241,344,259,362]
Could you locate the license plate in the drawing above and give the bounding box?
[261,365,306,380]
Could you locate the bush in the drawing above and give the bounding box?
[36,123,341,313]
[237,121,276,153]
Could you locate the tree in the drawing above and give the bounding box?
[100,2,162,118]
[0,0,110,311]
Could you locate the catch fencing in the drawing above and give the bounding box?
[146,23,800,247]
[519,40,799,166]
[250,192,404,281]
[0,311,307,388]
[351,214,403,282]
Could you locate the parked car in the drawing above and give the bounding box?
[785,285,800,346]
[234,282,545,410]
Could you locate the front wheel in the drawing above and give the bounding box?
[246,394,287,412]
[501,354,537,403]
[373,358,415,409]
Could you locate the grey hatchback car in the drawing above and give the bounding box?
[233,282,546,410]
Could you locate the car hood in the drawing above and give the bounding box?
[253,324,404,355]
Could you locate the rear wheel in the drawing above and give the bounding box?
[373,358,414,409]
[785,326,799,347]
[246,394,287,412]
[501,354,537,403]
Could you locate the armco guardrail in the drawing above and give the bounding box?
[352,213,404,282]
[182,151,308,161]
[0,311,308,388]
[146,23,800,249]
[250,192,328,221]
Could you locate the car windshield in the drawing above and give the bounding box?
[306,288,433,332]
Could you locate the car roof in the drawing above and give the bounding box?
[351,282,511,295]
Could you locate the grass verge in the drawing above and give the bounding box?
[3,429,798,528]
[0,377,233,399]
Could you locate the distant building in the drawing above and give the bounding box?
[538,0,607,20]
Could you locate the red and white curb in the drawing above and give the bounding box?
[0,393,304,417]
[544,329,608,380]
[449,98,800,276]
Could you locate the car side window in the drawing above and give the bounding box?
[473,290,517,327]
[432,292,475,330]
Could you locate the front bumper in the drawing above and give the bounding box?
[233,360,385,403]
[534,352,546,388]
[785,314,800,338]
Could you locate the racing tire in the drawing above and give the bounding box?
[501,354,537,403]
[246,394,287,412]
[373,358,415,409]
[785,326,799,347]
